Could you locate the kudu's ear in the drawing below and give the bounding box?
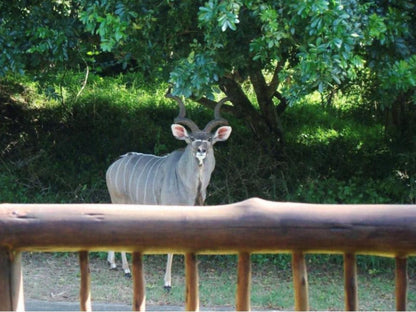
[171,124,189,141]
[213,126,232,143]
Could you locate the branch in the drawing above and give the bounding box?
[218,76,267,136]
[249,68,269,113]
[249,68,278,126]
[218,77,257,117]
[274,91,288,115]
[267,61,284,98]
[193,96,235,115]
[76,59,89,102]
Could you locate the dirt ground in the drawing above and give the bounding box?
[23,252,135,304]
[22,252,416,311]
[22,252,236,309]
[22,252,290,310]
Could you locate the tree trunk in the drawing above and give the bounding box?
[384,91,415,147]
[196,64,288,157]
[248,68,286,146]
[218,76,284,157]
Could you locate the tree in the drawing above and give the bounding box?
[1,0,415,154]
[0,1,87,75]
[77,0,374,155]
[359,1,416,142]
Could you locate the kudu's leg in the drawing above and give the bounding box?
[164,253,174,290]
[121,252,132,277]
[107,251,117,270]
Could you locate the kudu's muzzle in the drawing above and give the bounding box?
[194,140,209,166]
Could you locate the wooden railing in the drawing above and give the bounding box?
[1,198,415,311]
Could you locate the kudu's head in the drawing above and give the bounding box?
[166,90,232,166]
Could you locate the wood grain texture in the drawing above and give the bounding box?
[236,252,251,311]
[395,256,407,311]
[1,198,416,312]
[185,253,199,311]
[132,252,146,311]
[0,248,24,311]
[292,252,309,311]
[1,198,416,256]
[344,253,358,311]
[79,251,91,312]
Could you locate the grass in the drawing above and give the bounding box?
[22,252,416,310]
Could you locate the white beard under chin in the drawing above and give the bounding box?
[196,153,206,166]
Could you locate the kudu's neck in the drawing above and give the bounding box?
[176,145,215,205]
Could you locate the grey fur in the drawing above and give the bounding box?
[105,93,232,287]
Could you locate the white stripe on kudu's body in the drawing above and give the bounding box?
[106,91,232,289]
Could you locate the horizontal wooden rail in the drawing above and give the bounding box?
[0,198,415,311]
[1,198,416,255]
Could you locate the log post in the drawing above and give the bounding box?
[0,248,24,311]
[185,253,199,311]
[292,251,309,311]
[344,253,358,311]
[79,251,91,312]
[236,252,251,311]
[395,256,407,311]
[133,252,146,311]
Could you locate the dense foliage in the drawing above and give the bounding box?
[0,1,415,205]
[1,1,415,153]
[0,74,414,205]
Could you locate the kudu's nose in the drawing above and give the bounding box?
[198,146,207,154]
[195,142,208,166]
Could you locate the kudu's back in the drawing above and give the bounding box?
[106,152,168,205]
[106,149,201,206]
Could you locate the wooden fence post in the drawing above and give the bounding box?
[344,253,358,311]
[236,252,251,311]
[292,251,309,311]
[185,253,199,311]
[133,252,146,311]
[79,251,91,312]
[395,256,407,311]
[0,248,24,311]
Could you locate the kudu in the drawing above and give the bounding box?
[106,90,232,289]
